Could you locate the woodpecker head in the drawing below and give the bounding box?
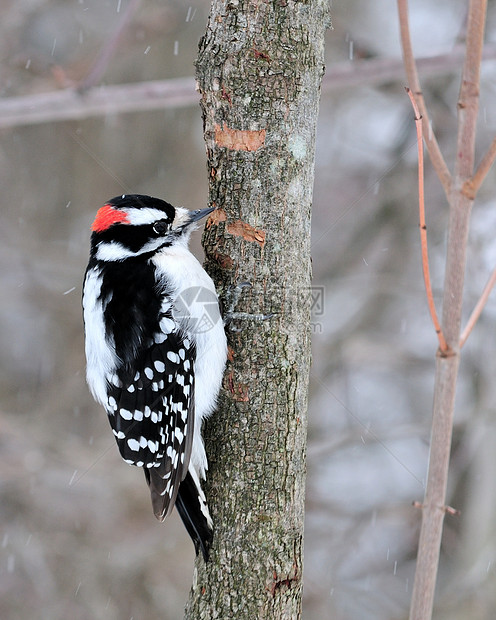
[89,194,213,262]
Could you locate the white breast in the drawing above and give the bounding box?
[152,246,228,476]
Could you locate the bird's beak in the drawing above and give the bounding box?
[188,207,215,224]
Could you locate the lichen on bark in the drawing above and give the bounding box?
[185,1,329,618]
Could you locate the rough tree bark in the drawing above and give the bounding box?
[185,1,329,618]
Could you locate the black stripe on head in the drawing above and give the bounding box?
[107,194,176,220]
[90,195,177,257]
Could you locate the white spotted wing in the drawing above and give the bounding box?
[105,329,195,520]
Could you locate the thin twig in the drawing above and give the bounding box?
[397,0,452,199]
[463,136,496,198]
[459,266,496,348]
[453,0,487,185]
[77,0,142,91]
[406,87,448,352]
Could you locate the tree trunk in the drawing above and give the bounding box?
[185,1,329,618]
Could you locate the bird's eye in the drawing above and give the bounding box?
[153,220,169,235]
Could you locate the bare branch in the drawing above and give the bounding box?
[0,78,198,129]
[77,0,142,91]
[408,2,488,619]
[406,87,448,352]
[326,42,496,90]
[3,44,496,129]
[459,266,496,348]
[463,136,496,199]
[397,0,452,199]
[454,0,487,183]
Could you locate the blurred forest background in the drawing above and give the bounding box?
[1,1,496,619]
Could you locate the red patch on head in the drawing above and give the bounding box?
[91,204,130,232]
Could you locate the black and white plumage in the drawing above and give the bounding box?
[82,194,227,560]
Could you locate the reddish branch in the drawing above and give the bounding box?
[406,88,447,353]
[397,0,452,199]
[400,2,496,358]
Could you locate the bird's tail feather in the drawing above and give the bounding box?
[175,469,213,561]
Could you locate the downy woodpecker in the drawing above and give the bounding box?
[83,194,227,560]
